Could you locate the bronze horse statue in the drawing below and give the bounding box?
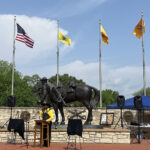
[33,79,100,125]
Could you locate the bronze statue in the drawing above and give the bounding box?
[33,78,100,125]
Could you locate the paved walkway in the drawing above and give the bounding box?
[0,141,150,150]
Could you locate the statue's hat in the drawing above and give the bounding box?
[40,77,47,82]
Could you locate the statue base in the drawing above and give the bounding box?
[83,124,103,129]
[52,124,67,129]
[52,124,103,129]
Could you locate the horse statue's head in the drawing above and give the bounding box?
[33,77,49,106]
[33,78,67,107]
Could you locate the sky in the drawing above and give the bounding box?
[0,0,150,98]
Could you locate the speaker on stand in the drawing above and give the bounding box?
[0,95,16,143]
[134,95,143,144]
[0,95,16,129]
[114,95,126,129]
[8,95,16,118]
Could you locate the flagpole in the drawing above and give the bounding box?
[99,19,102,108]
[57,20,59,86]
[141,12,146,96]
[11,16,16,96]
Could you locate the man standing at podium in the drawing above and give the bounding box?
[38,103,54,146]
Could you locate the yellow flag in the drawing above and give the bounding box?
[101,25,108,45]
[59,31,71,46]
[133,18,145,39]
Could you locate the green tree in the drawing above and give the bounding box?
[0,60,12,106]
[0,60,38,107]
[133,87,150,96]
[49,74,85,85]
[100,89,119,107]
[23,74,40,87]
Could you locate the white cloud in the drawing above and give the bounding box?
[103,66,145,97]
[0,14,73,64]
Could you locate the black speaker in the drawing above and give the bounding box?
[117,95,125,108]
[8,95,16,107]
[134,95,143,109]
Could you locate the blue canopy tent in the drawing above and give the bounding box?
[107,95,150,110]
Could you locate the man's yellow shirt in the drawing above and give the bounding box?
[39,108,54,122]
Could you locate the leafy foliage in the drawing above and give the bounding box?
[0,60,12,106]
[0,60,38,107]
[133,87,150,96]
[100,89,119,107]
[49,74,85,85]
[23,74,40,87]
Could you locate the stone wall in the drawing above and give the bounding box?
[0,107,138,129]
[0,129,130,144]
[0,107,132,144]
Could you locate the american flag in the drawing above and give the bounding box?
[16,24,34,48]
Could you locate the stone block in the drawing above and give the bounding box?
[112,135,118,143]
[101,133,113,138]
[58,132,66,135]
[89,132,96,135]
[100,138,113,143]
[94,139,100,143]
[83,134,89,139]
[117,134,129,139]
[117,139,130,144]
[89,134,96,138]
[95,133,102,138]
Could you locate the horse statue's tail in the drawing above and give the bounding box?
[89,86,100,109]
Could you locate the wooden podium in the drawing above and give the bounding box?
[34,120,50,147]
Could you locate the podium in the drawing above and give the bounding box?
[34,120,50,147]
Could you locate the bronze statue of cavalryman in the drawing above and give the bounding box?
[33,78,100,125]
